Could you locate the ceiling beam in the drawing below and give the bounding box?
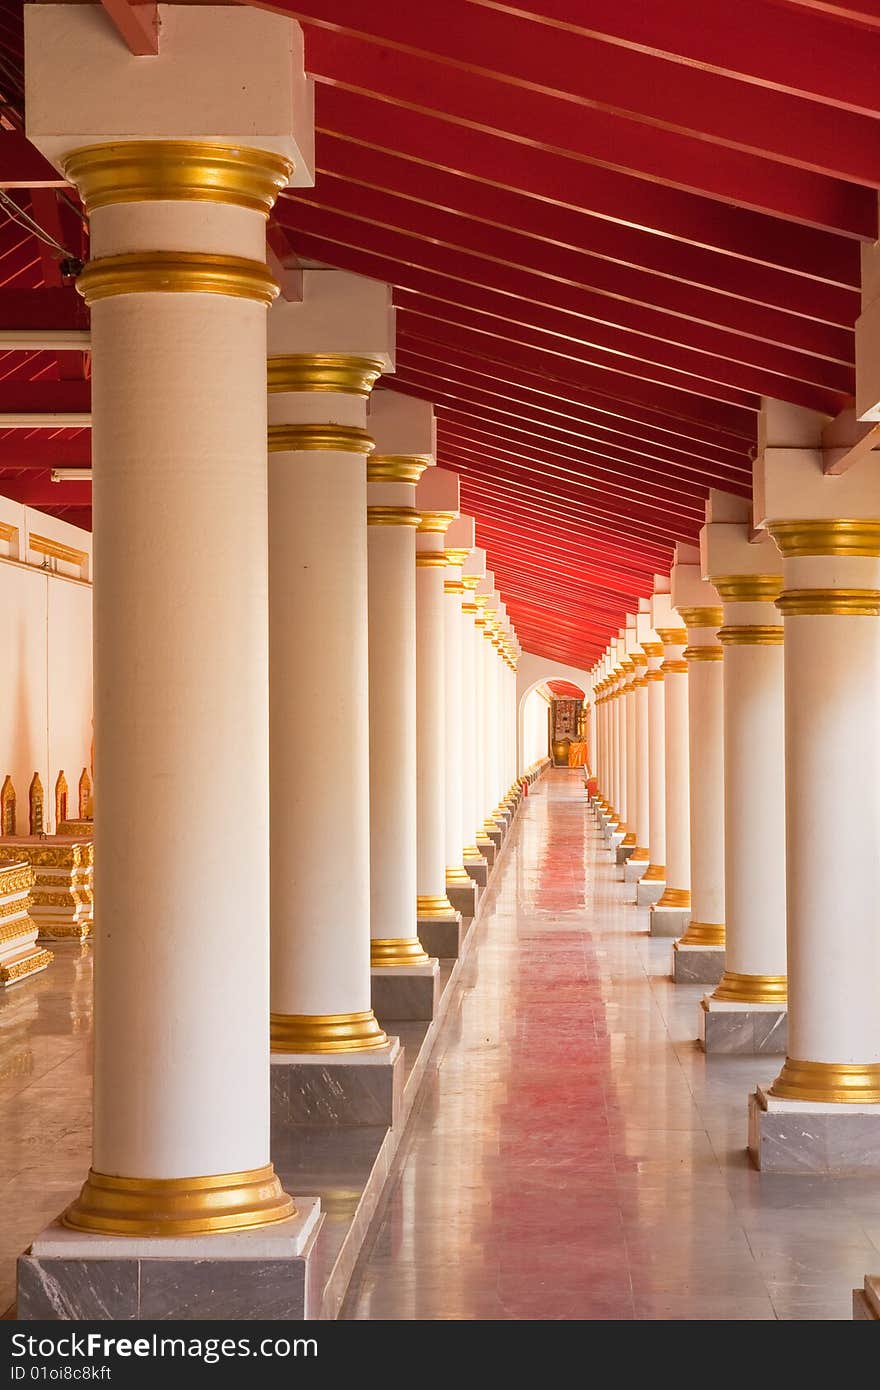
[99,0,159,56]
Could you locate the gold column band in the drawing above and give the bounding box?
[268,354,385,396]
[646,670,664,682]
[268,424,374,454]
[367,455,430,483]
[776,588,880,617]
[270,1009,388,1054]
[656,887,691,908]
[444,579,465,594]
[768,519,880,558]
[714,575,783,602]
[416,552,448,568]
[711,971,787,1005]
[367,505,422,526]
[370,937,430,967]
[77,252,278,305]
[656,628,687,645]
[678,921,725,947]
[63,1164,295,1237]
[641,642,663,657]
[417,512,458,534]
[62,141,293,214]
[683,646,723,661]
[629,846,650,861]
[643,864,666,881]
[660,659,688,674]
[416,894,458,920]
[718,625,784,645]
[678,607,723,628]
[769,1057,880,1103]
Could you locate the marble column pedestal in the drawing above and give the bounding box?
[749,1089,880,1173]
[477,838,497,867]
[673,942,725,985]
[446,879,478,920]
[17,1201,322,1320]
[372,958,440,1022]
[271,1039,403,1129]
[464,857,488,887]
[637,876,666,907]
[624,855,649,883]
[615,840,635,867]
[417,911,464,959]
[699,999,787,1053]
[853,1276,880,1319]
[485,825,503,852]
[649,904,690,937]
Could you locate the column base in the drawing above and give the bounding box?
[698,998,787,1053]
[445,874,478,920]
[418,912,466,959]
[636,874,666,906]
[648,904,690,937]
[271,1038,403,1128]
[476,835,496,867]
[853,1277,880,1319]
[464,857,489,887]
[672,942,725,986]
[484,824,503,851]
[749,1087,880,1173]
[624,852,649,883]
[17,1201,322,1321]
[615,840,635,866]
[371,958,440,1022]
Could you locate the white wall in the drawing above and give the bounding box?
[0,498,92,834]
[521,686,549,771]
[516,650,591,774]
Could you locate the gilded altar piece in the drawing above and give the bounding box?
[0,860,52,986]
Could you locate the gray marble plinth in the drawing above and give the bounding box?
[853,1277,880,1319]
[673,943,725,985]
[479,840,497,867]
[418,913,465,959]
[649,905,690,937]
[486,827,503,851]
[699,1002,786,1054]
[636,877,665,906]
[615,842,635,866]
[624,856,648,883]
[271,1039,403,1128]
[446,880,477,919]
[749,1089,880,1172]
[372,959,440,1022]
[17,1200,322,1321]
[464,858,488,887]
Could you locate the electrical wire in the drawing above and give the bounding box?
[0,187,75,259]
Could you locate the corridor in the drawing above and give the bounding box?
[343,770,880,1320]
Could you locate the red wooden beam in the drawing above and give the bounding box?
[0,133,66,189]
[99,0,159,56]
[298,27,874,234]
[0,381,90,411]
[0,288,87,330]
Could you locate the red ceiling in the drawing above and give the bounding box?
[0,0,877,665]
[546,680,585,699]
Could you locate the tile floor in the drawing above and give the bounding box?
[342,770,880,1319]
[1,769,879,1320]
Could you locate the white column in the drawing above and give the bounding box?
[461,548,488,870]
[415,468,460,925]
[632,658,650,862]
[365,390,435,967]
[704,507,787,1006]
[268,275,393,1051]
[677,595,725,947]
[643,641,666,883]
[654,622,690,912]
[472,586,494,860]
[443,515,473,895]
[28,4,311,1233]
[622,644,638,849]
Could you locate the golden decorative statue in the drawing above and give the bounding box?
[78,767,93,820]
[55,771,68,828]
[0,775,15,836]
[29,773,44,836]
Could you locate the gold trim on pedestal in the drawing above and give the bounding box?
[62,141,293,215]
[642,642,663,657]
[416,894,458,920]
[712,971,786,1004]
[462,845,485,861]
[718,625,784,645]
[621,831,637,847]
[0,947,53,985]
[683,645,723,661]
[678,921,725,947]
[629,846,650,862]
[656,627,687,645]
[678,606,723,628]
[445,866,473,886]
[769,1056,880,1103]
[268,424,374,454]
[367,455,430,483]
[646,669,664,682]
[63,1164,295,1237]
[655,887,690,908]
[367,505,422,527]
[415,552,448,568]
[270,1009,387,1054]
[417,512,458,534]
[768,519,880,558]
[77,252,279,306]
[370,937,430,967]
[713,574,782,602]
[776,588,880,617]
[268,354,385,396]
[643,864,666,881]
[660,658,688,674]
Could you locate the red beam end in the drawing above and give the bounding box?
[100,0,159,56]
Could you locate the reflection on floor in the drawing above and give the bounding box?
[342,771,880,1320]
[2,770,879,1319]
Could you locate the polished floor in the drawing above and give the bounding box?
[343,771,880,1320]
[1,771,879,1319]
